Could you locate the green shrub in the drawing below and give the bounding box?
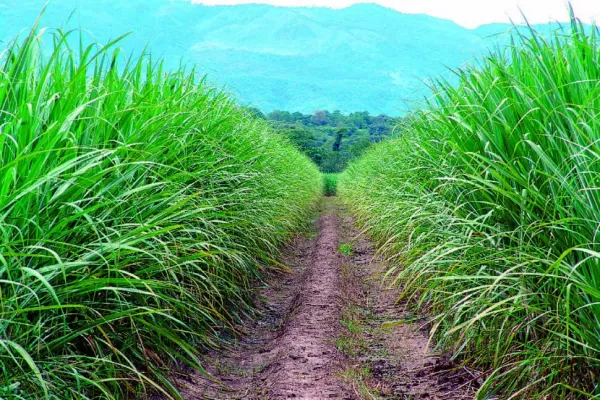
[340,17,600,399]
[0,21,320,399]
[323,173,338,196]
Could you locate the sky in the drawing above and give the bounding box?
[190,0,600,28]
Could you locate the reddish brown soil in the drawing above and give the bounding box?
[173,198,479,399]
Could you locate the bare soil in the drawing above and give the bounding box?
[336,206,481,399]
[174,198,480,399]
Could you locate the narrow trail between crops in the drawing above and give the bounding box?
[176,198,479,399]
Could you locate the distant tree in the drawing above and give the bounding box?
[311,110,329,126]
[247,107,266,119]
[284,126,315,151]
[292,112,304,122]
[268,110,293,122]
[348,111,371,129]
[332,127,347,152]
[375,114,391,123]
[330,110,343,126]
[349,137,371,157]
[306,146,325,166]
[369,123,390,141]
[267,110,282,120]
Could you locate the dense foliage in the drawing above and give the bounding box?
[0,23,321,399]
[340,18,600,399]
[252,109,401,172]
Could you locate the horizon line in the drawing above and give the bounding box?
[187,0,590,29]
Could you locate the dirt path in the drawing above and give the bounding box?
[265,201,351,398]
[175,198,479,399]
[335,208,480,399]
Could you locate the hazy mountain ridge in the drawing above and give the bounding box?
[0,1,569,114]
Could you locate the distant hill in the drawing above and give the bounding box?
[0,1,570,115]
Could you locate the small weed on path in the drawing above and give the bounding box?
[339,243,354,256]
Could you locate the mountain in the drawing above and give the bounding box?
[0,1,569,115]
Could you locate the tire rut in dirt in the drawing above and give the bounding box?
[176,199,353,399]
[266,206,352,399]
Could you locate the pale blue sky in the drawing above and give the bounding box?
[190,0,599,28]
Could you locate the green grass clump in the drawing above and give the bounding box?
[339,243,353,256]
[340,16,600,399]
[0,21,321,399]
[323,173,338,196]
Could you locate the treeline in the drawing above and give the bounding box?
[248,108,402,172]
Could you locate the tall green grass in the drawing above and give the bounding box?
[340,17,600,399]
[323,173,338,196]
[0,20,321,399]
